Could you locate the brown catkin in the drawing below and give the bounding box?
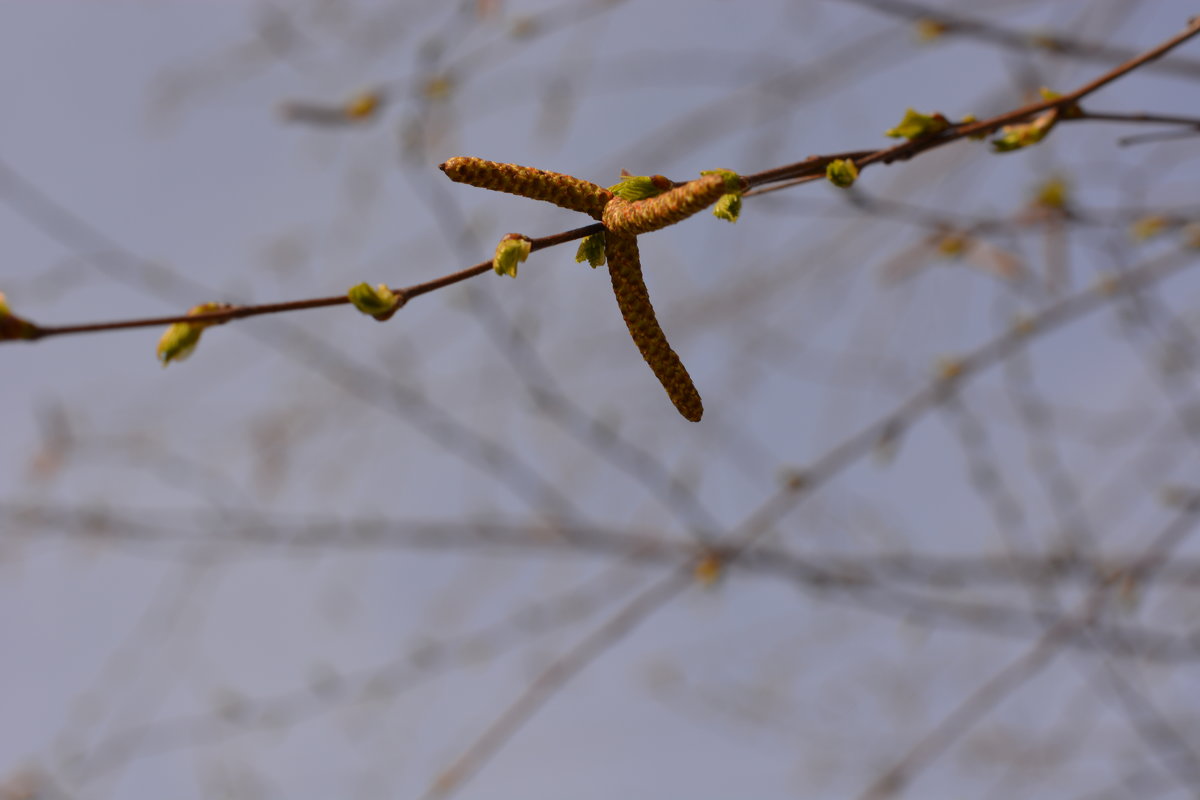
[439,157,613,220]
[604,232,703,422]
[602,174,727,235]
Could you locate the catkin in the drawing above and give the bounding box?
[602,174,728,235]
[604,232,703,422]
[439,157,613,220]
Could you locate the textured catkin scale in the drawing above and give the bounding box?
[602,174,727,235]
[439,157,613,220]
[604,232,703,422]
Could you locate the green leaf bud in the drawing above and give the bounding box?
[886,108,951,140]
[825,159,859,188]
[348,282,404,321]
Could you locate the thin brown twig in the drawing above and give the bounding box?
[1119,128,1200,147]
[722,244,1200,559]
[423,568,694,800]
[836,0,1200,79]
[62,562,649,782]
[1076,109,1200,128]
[1088,655,1200,791]
[15,494,1200,597]
[7,18,1199,345]
[8,501,1200,662]
[858,619,1071,800]
[742,18,1200,188]
[856,494,1200,798]
[13,16,1200,798]
[415,239,1200,798]
[23,223,604,341]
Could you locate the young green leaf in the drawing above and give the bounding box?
[886,108,951,140]
[156,302,229,366]
[348,282,403,320]
[493,233,532,278]
[575,232,607,268]
[825,159,859,188]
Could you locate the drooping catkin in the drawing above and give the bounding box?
[439,157,612,220]
[602,174,728,235]
[604,232,703,422]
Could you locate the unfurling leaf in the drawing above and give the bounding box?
[348,282,404,321]
[992,109,1059,152]
[156,302,229,366]
[575,232,606,268]
[702,169,744,222]
[886,108,951,140]
[608,174,673,201]
[825,159,859,188]
[493,233,532,278]
[711,191,742,222]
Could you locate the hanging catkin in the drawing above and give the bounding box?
[602,174,729,235]
[439,157,613,220]
[438,156,738,421]
[604,232,704,422]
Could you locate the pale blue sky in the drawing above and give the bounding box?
[3,2,1200,798]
